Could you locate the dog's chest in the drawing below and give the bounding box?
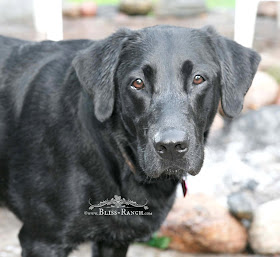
[72,187,176,244]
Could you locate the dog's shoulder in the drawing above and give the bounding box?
[0,37,93,87]
[0,37,93,121]
[0,35,27,47]
[11,38,92,61]
[0,36,93,68]
[0,36,28,68]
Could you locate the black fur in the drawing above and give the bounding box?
[0,26,260,257]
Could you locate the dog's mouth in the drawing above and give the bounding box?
[142,166,188,196]
[161,167,186,177]
[161,168,188,197]
[120,144,191,196]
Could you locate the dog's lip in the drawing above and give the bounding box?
[145,168,188,196]
[162,167,185,174]
[144,167,185,179]
[156,167,187,178]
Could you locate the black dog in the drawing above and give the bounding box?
[0,25,260,257]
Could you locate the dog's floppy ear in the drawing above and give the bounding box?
[73,29,131,122]
[203,26,261,118]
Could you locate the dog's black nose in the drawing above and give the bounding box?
[154,130,188,160]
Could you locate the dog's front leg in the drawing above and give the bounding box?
[92,242,129,257]
[19,225,70,257]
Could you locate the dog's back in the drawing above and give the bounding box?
[0,36,92,203]
[0,36,27,65]
[0,36,27,203]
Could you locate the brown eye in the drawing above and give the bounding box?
[132,78,145,90]
[193,75,205,85]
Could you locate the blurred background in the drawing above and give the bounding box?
[0,0,280,256]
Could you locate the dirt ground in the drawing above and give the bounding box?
[0,208,269,257]
[0,7,279,257]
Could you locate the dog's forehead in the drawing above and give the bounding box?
[142,27,210,47]
[137,26,216,63]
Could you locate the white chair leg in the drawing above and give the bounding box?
[33,0,63,41]
[277,1,280,28]
[234,0,260,47]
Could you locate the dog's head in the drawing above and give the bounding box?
[73,25,260,179]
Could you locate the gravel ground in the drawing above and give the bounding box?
[0,207,270,257]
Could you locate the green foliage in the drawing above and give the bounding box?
[68,0,235,8]
[146,234,171,249]
[95,0,120,5]
[207,0,235,8]
[266,66,280,84]
[68,0,120,5]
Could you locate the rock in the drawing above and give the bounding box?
[208,113,225,139]
[222,105,280,150]
[80,2,97,17]
[159,194,247,253]
[63,3,81,18]
[276,88,280,105]
[249,199,280,254]
[63,2,97,18]
[155,0,207,17]
[187,106,280,211]
[227,192,255,220]
[119,0,153,15]
[258,2,278,18]
[259,53,280,70]
[243,71,279,111]
[209,113,224,131]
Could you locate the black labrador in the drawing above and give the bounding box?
[0,25,260,257]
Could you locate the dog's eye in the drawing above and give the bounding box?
[131,78,145,90]
[193,75,205,85]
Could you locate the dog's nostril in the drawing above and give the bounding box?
[153,130,189,160]
[175,143,187,152]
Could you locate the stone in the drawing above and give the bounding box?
[209,113,224,132]
[80,2,97,17]
[159,194,247,253]
[187,106,280,210]
[227,192,255,220]
[276,86,280,105]
[259,53,280,70]
[155,0,207,17]
[249,199,280,254]
[63,2,97,18]
[63,3,81,18]
[258,2,278,18]
[243,71,279,110]
[208,113,225,139]
[119,0,153,15]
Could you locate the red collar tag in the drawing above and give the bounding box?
[181,177,188,197]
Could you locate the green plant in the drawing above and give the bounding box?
[207,0,235,8]
[145,233,171,249]
[68,0,120,5]
[266,66,280,84]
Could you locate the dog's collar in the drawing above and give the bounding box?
[181,177,188,197]
[119,145,137,175]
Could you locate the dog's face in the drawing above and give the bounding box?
[73,26,260,179]
[116,28,221,178]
